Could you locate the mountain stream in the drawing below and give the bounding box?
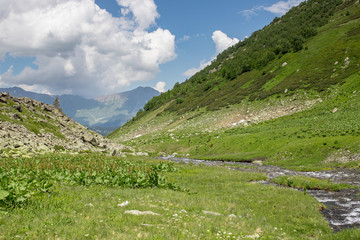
[160,157,360,232]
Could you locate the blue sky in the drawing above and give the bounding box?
[0,0,303,98]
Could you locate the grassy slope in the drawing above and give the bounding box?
[0,99,65,139]
[1,155,359,239]
[109,2,360,171]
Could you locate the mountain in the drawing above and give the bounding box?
[76,87,160,135]
[0,86,159,135]
[109,0,360,170]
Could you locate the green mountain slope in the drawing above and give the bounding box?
[109,0,360,170]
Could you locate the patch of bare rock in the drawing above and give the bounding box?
[0,92,147,158]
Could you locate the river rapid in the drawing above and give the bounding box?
[160,157,360,232]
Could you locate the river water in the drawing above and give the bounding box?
[160,157,360,232]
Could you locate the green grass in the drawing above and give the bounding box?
[0,101,66,140]
[2,154,360,239]
[271,175,357,191]
[0,154,181,208]
[109,2,360,172]
[115,73,360,171]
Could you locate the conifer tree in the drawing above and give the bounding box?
[53,96,62,112]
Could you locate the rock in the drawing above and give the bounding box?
[282,62,287,67]
[253,160,263,166]
[12,113,23,121]
[13,142,24,148]
[141,224,155,227]
[202,210,223,216]
[43,105,53,112]
[13,105,22,112]
[111,149,117,156]
[0,97,7,103]
[118,201,129,207]
[81,134,98,147]
[124,210,160,216]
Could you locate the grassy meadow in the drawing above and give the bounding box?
[113,74,360,172]
[1,1,360,239]
[108,3,360,172]
[1,154,359,239]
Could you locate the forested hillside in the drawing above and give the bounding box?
[109,0,360,171]
[131,0,359,115]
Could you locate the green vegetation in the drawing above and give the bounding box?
[272,175,356,191]
[124,0,359,117]
[109,0,360,171]
[53,96,63,112]
[1,0,360,239]
[0,154,180,208]
[1,154,359,239]
[0,100,65,139]
[111,75,360,171]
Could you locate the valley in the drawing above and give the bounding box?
[1,0,360,239]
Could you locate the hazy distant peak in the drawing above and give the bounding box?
[95,93,124,104]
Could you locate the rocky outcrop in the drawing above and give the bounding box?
[0,92,142,158]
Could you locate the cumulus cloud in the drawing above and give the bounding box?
[0,0,176,97]
[116,0,159,30]
[183,31,239,78]
[212,30,239,54]
[264,0,303,15]
[183,59,212,78]
[154,81,166,93]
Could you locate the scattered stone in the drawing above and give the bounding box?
[124,210,160,216]
[81,134,98,147]
[253,160,263,166]
[43,105,53,112]
[332,108,338,113]
[118,201,129,207]
[282,62,287,67]
[202,210,223,216]
[0,97,7,104]
[0,93,129,158]
[13,105,22,112]
[12,113,22,121]
[141,223,155,227]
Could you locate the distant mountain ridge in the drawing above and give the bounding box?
[0,86,159,135]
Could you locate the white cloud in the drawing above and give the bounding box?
[183,31,239,78]
[154,81,166,93]
[239,6,264,20]
[0,0,176,98]
[240,1,304,19]
[177,35,191,43]
[183,59,212,78]
[240,9,258,19]
[117,0,159,30]
[212,30,239,54]
[264,0,303,15]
